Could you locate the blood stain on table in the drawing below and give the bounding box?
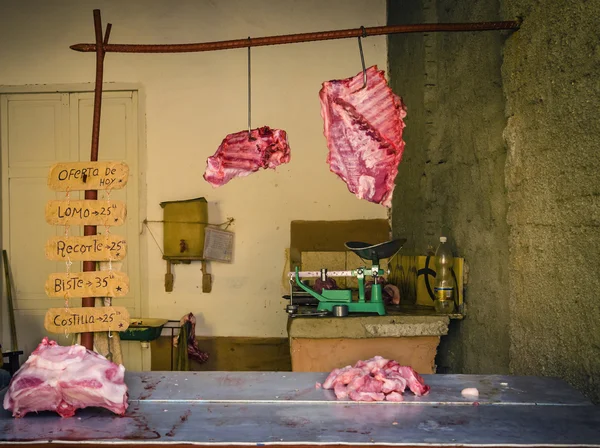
[166,410,192,437]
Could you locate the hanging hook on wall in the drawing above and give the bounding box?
[247,36,253,138]
[358,26,367,89]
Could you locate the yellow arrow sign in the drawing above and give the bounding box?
[45,271,129,298]
[45,200,127,226]
[47,161,129,191]
[44,306,130,334]
[45,235,127,262]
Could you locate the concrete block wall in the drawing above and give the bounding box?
[387,0,511,375]
[388,0,600,402]
[501,0,600,403]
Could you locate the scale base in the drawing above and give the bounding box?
[316,301,386,316]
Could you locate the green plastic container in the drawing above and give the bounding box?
[119,318,168,342]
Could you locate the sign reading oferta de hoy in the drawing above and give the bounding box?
[47,161,129,191]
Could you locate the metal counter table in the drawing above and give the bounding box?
[1,372,599,446]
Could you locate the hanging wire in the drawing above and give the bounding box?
[105,189,114,277]
[140,217,235,255]
[247,37,252,137]
[63,293,71,339]
[358,26,367,89]
[142,222,165,256]
[63,184,72,339]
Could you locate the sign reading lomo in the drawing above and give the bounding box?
[48,161,129,191]
[45,200,126,226]
[45,271,129,298]
[45,235,127,262]
[44,306,130,333]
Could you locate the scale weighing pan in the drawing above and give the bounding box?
[344,238,407,264]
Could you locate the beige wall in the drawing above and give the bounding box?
[0,1,388,338]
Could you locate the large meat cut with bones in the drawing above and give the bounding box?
[319,66,407,207]
[204,126,291,187]
[3,337,128,418]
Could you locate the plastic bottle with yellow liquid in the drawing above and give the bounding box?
[433,236,455,314]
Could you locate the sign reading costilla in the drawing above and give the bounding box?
[48,161,129,191]
[44,306,130,333]
[45,271,129,298]
[45,235,127,262]
[45,200,126,226]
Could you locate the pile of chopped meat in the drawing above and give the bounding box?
[3,337,128,418]
[317,356,429,402]
[319,66,407,207]
[203,126,291,187]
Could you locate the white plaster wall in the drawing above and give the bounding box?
[0,0,388,337]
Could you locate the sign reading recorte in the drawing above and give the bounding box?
[48,161,129,191]
[45,271,129,298]
[45,235,127,262]
[45,200,126,226]
[44,306,130,333]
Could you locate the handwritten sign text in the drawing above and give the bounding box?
[47,161,129,191]
[45,271,129,298]
[45,200,126,226]
[44,306,130,333]
[45,235,127,261]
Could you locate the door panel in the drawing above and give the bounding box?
[2,93,72,355]
[77,93,133,161]
[7,94,71,168]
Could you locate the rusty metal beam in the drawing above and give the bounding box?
[70,21,519,54]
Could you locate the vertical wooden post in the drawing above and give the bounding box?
[81,9,111,350]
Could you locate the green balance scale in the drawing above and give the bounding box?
[292,239,406,316]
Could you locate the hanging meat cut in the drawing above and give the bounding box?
[318,355,430,402]
[319,66,407,207]
[203,126,291,187]
[3,337,128,418]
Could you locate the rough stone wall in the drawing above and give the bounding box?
[388,0,600,402]
[501,0,600,403]
[388,0,511,374]
[387,1,426,251]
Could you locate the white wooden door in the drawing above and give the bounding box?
[1,90,143,368]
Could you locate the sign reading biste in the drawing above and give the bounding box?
[44,161,131,334]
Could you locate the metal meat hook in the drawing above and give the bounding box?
[358,26,367,89]
[247,36,252,138]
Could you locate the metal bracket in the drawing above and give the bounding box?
[164,259,212,293]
